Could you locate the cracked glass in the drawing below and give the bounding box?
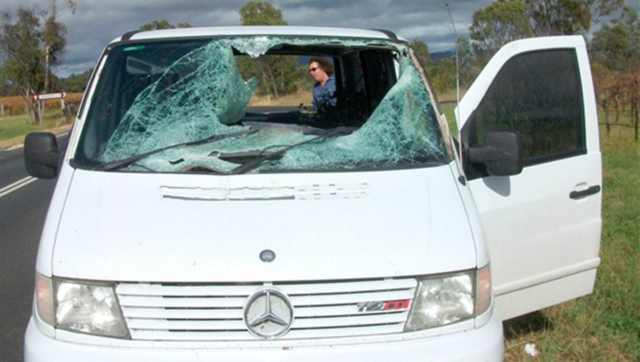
[76,35,447,174]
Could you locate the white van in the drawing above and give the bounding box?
[23,27,602,361]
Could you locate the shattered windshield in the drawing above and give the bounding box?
[76,36,447,173]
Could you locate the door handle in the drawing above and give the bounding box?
[570,185,601,199]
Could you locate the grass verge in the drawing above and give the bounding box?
[248,89,312,107]
[0,112,73,149]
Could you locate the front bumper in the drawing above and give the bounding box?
[25,309,503,362]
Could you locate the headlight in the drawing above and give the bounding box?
[404,265,492,332]
[35,274,128,338]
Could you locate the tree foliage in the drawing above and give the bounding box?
[239,1,287,26]
[429,58,456,94]
[470,0,624,53]
[0,7,44,123]
[0,66,16,96]
[526,0,624,36]
[470,0,533,53]
[590,5,640,72]
[139,19,192,31]
[422,35,481,95]
[456,36,480,86]
[62,68,92,92]
[42,1,70,93]
[411,40,430,67]
[237,1,297,98]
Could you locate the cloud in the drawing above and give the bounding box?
[2,0,494,77]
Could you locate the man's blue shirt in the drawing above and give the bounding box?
[312,75,337,112]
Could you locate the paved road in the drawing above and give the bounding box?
[0,138,64,362]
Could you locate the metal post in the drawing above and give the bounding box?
[38,100,44,127]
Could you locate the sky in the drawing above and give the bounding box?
[1,0,638,78]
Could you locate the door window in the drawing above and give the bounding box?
[468,49,585,169]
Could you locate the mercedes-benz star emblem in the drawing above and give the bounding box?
[244,289,293,339]
[259,249,276,263]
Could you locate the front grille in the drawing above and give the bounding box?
[116,278,417,341]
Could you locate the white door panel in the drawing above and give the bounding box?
[457,36,602,320]
[472,155,601,288]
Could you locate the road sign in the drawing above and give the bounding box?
[32,92,67,101]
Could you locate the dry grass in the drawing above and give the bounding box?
[247,88,463,107]
[249,88,462,107]
[248,89,312,107]
[437,88,468,103]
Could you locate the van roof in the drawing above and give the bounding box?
[112,26,404,44]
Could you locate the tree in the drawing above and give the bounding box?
[0,1,74,123]
[42,1,73,93]
[525,0,624,36]
[237,1,296,98]
[470,0,533,54]
[0,66,17,96]
[139,19,192,31]
[62,68,92,92]
[410,40,430,67]
[239,1,287,26]
[456,36,480,86]
[470,0,624,54]
[590,5,640,72]
[430,58,456,93]
[0,7,44,123]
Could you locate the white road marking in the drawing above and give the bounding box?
[0,176,37,198]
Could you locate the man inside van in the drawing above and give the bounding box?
[308,57,337,114]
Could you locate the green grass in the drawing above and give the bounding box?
[440,102,639,360]
[440,103,458,137]
[0,111,72,148]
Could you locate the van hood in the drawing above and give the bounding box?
[53,166,476,282]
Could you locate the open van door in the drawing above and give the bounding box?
[455,36,602,320]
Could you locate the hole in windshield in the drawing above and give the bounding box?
[77,36,447,174]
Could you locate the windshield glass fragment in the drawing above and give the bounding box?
[76,36,448,173]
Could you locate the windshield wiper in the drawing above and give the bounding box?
[94,129,258,171]
[215,150,282,164]
[229,127,354,175]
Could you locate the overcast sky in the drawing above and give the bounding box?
[2,0,638,78]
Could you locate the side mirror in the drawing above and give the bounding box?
[24,132,59,179]
[468,131,523,176]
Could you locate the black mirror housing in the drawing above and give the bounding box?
[24,132,59,179]
[468,131,523,176]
